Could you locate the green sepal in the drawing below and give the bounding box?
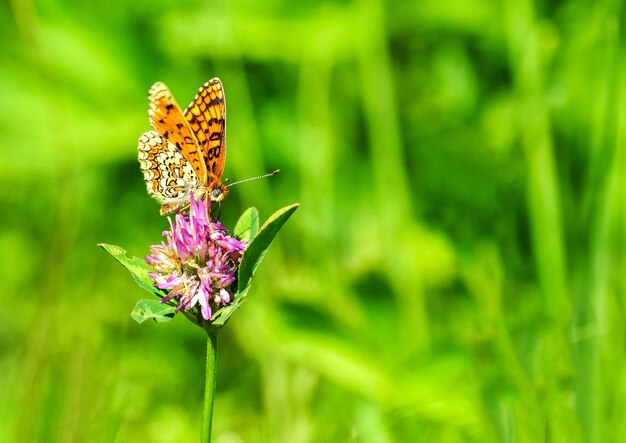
[211,287,250,327]
[234,207,260,243]
[131,299,176,323]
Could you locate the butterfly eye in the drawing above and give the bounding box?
[211,188,223,200]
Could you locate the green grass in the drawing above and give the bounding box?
[1,0,625,441]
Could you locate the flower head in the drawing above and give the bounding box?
[145,194,246,321]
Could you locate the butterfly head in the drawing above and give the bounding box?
[209,183,229,202]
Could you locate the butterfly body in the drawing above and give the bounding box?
[138,78,228,215]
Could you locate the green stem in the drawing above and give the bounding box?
[201,329,219,443]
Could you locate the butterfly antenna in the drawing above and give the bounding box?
[226,169,280,187]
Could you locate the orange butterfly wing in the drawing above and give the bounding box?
[137,131,202,215]
[184,78,226,185]
[149,82,208,183]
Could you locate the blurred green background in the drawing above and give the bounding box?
[2,0,625,441]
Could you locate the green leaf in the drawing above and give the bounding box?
[131,299,176,323]
[98,243,165,298]
[238,203,299,290]
[208,204,298,328]
[234,207,260,243]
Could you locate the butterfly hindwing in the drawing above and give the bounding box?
[149,82,208,183]
[137,131,202,215]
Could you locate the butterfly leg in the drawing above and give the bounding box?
[212,201,222,220]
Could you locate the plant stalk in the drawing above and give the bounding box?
[201,329,219,443]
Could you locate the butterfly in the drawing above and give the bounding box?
[137,78,228,215]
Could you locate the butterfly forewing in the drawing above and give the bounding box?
[184,78,227,182]
[137,131,202,215]
[149,82,208,183]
